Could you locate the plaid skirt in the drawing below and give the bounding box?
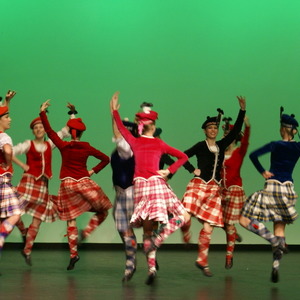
[241,180,298,224]
[57,178,112,221]
[0,174,27,218]
[113,185,134,232]
[182,177,223,227]
[16,175,59,223]
[130,177,186,228]
[221,185,246,225]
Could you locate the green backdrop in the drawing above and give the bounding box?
[1,0,300,244]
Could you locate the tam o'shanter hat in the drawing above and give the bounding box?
[67,118,86,139]
[136,101,158,135]
[30,117,42,129]
[0,106,9,117]
[280,106,299,129]
[202,108,224,129]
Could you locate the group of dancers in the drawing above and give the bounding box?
[0,90,299,285]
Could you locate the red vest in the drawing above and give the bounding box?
[0,131,13,175]
[26,141,52,179]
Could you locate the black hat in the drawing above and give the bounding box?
[154,127,162,137]
[201,108,224,129]
[280,107,299,129]
[140,102,153,109]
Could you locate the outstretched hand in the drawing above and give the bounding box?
[236,96,246,111]
[5,90,17,102]
[110,91,120,113]
[40,99,51,112]
[67,102,76,113]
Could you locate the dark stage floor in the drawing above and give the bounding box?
[0,245,299,300]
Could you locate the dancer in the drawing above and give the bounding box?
[110,91,190,284]
[39,100,112,270]
[0,91,26,260]
[240,107,299,283]
[12,103,76,266]
[111,113,137,282]
[220,116,250,269]
[182,96,246,277]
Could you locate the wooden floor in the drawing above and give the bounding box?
[0,245,299,300]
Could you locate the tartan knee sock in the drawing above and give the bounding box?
[196,229,211,267]
[154,215,185,247]
[147,249,157,273]
[24,224,39,255]
[181,218,192,243]
[273,236,286,270]
[67,226,78,258]
[247,219,277,246]
[16,219,27,236]
[82,211,108,239]
[124,235,137,273]
[0,220,14,252]
[226,227,236,258]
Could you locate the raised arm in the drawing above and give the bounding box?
[239,116,250,156]
[3,90,17,107]
[39,100,65,149]
[110,92,136,146]
[221,96,246,147]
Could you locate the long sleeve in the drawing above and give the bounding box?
[239,125,250,157]
[249,142,273,174]
[40,111,65,150]
[13,140,31,155]
[162,142,188,174]
[113,110,136,147]
[220,109,246,149]
[90,147,110,174]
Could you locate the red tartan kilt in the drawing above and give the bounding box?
[221,186,246,224]
[57,178,112,221]
[16,175,59,222]
[130,177,186,227]
[182,177,223,227]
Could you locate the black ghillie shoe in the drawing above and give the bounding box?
[122,267,136,282]
[235,233,243,243]
[145,271,156,285]
[155,260,159,271]
[225,257,233,270]
[271,268,279,283]
[195,262,213,277]
[67,255,80,270]
[21,251,32,266]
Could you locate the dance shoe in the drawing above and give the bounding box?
[225,257,233,269]
[195,262,213,277]
[67,255,80,270]
[145,271,156,285]
[21,251,32,266]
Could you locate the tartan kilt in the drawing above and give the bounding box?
[57,178,112,221]
[16,175,59,223]
[182,177,223,227]
[241,180,298,224]
[113,185,134,232]
[0,174,27,218]
[221,185,246,225]
[130,177,186,228]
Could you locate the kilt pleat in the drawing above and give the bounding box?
[130,177,186,228]
[241,180,298,223]
[221,186,246,224]
[17,175,58,222]
[182,177,223,227]
[0,174,27,218]
[57,178,112,221]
